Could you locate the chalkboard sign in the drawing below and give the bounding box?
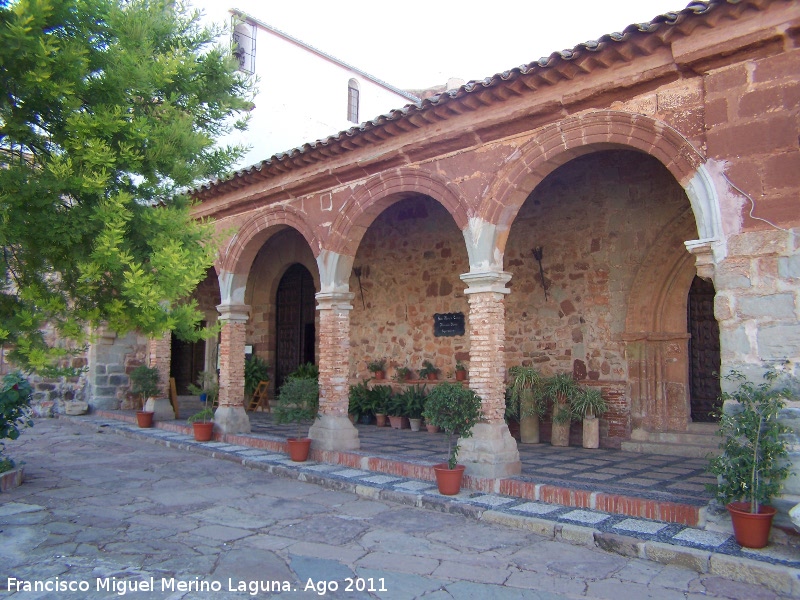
[434,312,465,337]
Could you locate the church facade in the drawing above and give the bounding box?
[110,0,800,498]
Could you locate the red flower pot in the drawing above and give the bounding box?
[726,501,777,549]
[136,411,154,428]
[455,370,467,381]
[433,463,465,495]
[192,421,214,442]
[373,370,386,380]
[287,438,312,462]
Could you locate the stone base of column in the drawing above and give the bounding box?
[458,422,521,478]
[308,414,360,451]
[214,405,251,434]
[144,398,176,421]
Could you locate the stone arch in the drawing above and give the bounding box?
[328,167,470,258]
[244,229,320,370]
[217,206,320,306]
[483,111,720,257]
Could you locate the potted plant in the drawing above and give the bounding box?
[187,371,219,441]
[455,360,468,381]
[542,372,581,447]
[508,366,545,444]
[244,355,270,398]
[419,360,439,381]
[129,364,160,428]
[386,392,407,429]
[348,379,371,424]
[274,375,320,462]
[0,372,33,486]
[397,384,427,431]
[393,366,412,382]
[706,369,792,549]
[367,358,387,380]
[571,386,608,449]
[422,382,483,495]
[368,384,393,427]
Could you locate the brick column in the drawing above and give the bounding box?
[308,291,360,451]
[457,270,521,478]
[144,332,175,420]
[214,303,251,434]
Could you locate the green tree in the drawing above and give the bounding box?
[0,0,253,373]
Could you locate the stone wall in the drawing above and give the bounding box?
[349,197,470,380]
[505,150,691,372]
[88,330,148,411]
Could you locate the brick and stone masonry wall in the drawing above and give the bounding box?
[703,48,800,493]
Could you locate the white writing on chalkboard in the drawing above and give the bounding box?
[434,313,465,337]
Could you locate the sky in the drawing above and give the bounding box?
[190,0,691,91]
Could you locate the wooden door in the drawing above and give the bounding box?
[687,276,721,422]
[275,264,316,387]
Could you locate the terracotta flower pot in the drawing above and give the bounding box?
[136,411,154,428]
[426,423,439,433]
[375,413,387,427]
[727,501,777,549]
[426,373,438,381]
[373,370,386,380]
[455,370,467,381]
[388,415,404,429]
[433,463,465,495]
[287,437,312,462]
[192,421,214,442]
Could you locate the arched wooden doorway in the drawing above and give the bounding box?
[275,263,316,387]
[687,276,721,422]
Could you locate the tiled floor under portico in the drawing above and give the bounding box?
[102,395,716,527]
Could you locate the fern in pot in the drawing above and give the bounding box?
[571,386,608,449]
[508,366,545,444]
[542,372,581,447]
[706,369,792,548]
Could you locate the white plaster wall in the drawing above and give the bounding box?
[192,2,416,168]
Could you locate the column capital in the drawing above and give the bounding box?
[315,291,355,311]
[460,270,512,295]
[216,303,250,323]
[684,239,715,280]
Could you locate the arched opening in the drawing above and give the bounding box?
[170,267,220,394]
[170,327,206,395]
[687,276,721,422]
[275,263,316,387]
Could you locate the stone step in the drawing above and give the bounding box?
[621,440,720,458]
[624,424,720,458]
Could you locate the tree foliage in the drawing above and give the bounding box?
[0,0,254,373]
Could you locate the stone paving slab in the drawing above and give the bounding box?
[55,415,800,578]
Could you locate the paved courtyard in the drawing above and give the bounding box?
[0,419,796,599]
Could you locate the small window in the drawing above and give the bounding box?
[347,79,360,123]
[232,18,256,74]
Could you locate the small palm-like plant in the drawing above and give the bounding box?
[571,386,608,419]
[508,366,546,419]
